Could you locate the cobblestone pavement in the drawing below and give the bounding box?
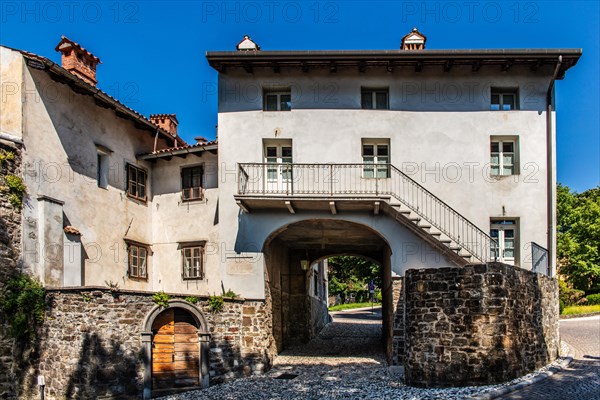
[158,307,543,400]
[498,315,600,399]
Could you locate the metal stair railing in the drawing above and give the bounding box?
[237,163,496,262]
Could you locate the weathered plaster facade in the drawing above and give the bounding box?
[0,36,581,398]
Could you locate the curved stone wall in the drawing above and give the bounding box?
[404,263,559,387]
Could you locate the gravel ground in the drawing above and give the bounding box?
[157,307,571,400]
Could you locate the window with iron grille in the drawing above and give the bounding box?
[127,164,147,201]
[181,166,203,201]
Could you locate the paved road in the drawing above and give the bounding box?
[499,315,600,399]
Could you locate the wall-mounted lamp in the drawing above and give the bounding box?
[300,259,310,271]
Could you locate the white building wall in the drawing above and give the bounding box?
[217,66,555,299]
[150,153,221,294]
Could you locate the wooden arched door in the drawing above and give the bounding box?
[151,308,200,392]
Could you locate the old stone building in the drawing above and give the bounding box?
[0,30,581,399]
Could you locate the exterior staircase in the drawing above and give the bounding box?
[237,163,496,266]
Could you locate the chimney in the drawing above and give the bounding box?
[401,28,426,50]
[55,36,101,86]
[150,114,178,136]
[194,136,208,144]
[236,35,260,51]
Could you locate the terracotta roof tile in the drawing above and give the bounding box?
[2,45,187,148]
[64,226,82,236]
[152,140,218,154]
[55,36,102,63]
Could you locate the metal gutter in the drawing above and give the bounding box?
[138,144,218,160]
[0,131,24,145]
[546,55,563,277]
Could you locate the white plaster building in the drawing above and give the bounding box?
[0,31,582,396]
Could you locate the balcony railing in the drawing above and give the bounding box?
[531,242,550,276]
[238,163,497,262]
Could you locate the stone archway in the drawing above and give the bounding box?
[262,219,394,362]
[141,300,211,400]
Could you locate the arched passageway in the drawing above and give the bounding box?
[263,219,395,362]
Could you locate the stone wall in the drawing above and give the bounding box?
[404,263,560,387]
[10,288,270,399]
[391,277,405,365]
[0,141,24,398]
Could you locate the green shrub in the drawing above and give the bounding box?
[2,174,26,210]
[184,296,199,305]
[0,150,15,166]
[559,280,586,305]
[223,289,238,299]
[0,273,45,342]
[376,290,382,302]
[559,299,565,314]
[585,293,600,305]
[152,291,171,308]
[208,294,224,313]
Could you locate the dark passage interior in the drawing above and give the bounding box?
[263,219,394,362]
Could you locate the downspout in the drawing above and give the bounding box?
[152,130,159,153]
[546,55,562,276]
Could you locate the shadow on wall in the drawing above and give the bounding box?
[65,333,142,399]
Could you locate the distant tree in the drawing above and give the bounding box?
[557,184,600,292]
[328,256,381,302]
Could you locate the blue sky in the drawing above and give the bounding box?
[1,1,598,192]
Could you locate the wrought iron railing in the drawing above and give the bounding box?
[238,163,496,262]
[531,242,550,276]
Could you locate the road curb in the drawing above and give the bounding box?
[472,342,574,399]
[560,311,600,319]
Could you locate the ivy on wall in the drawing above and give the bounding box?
[0,150,26,211]
[0,273,46,342]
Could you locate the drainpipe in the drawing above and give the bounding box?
[546,55,562,277]
[152,130,159,153]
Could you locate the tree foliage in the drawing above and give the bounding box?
[0,272,45,342]
[327,256,381,302]
[557,184,600,292]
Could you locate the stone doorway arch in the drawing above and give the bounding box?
[141,300,211,399]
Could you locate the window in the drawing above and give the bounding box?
[182,245,204,279]
[97,153,108,188]
[95,144,112,189]
[127,164,147,201]
[491,88,518,110]
[362,140,390,178]
[181,166,203,201]
[361,89,389,110]
[490,219,518,265]
[128,243,148,279]
[264,89,291,111]
[264,142,293,182]
[490,137,518,176]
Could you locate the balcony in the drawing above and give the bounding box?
[236,163,497,263]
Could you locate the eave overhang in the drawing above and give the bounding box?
[4,45,187,147]
[138,143,218,160]
[206,48,582,79]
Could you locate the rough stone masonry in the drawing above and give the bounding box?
[0,141,25,399]
[404,263,559,387]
